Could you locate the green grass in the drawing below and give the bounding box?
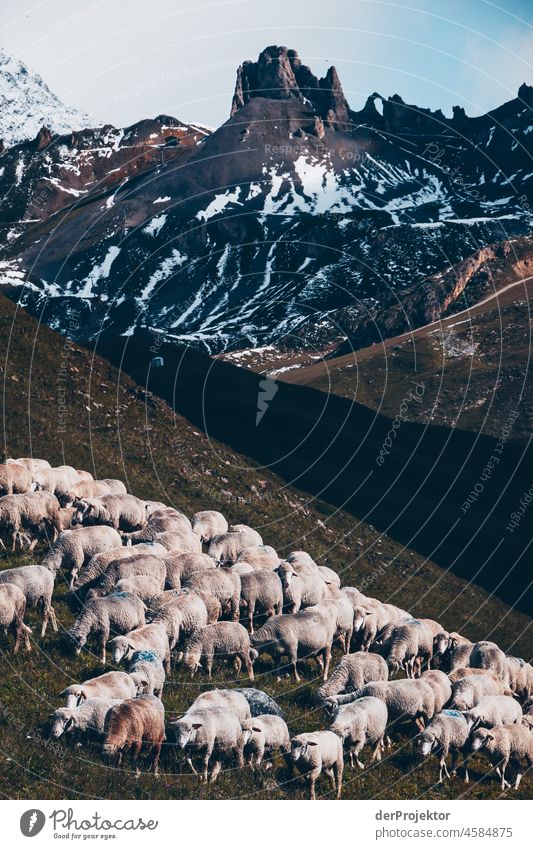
[0,292,531,799]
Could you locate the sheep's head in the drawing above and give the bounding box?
[386,655,403,676]
[130,672,150,695]
[171,717,202,748]
[434,632,450,656]
[276,561,294,589]
[65,630,86,655]
[182,646,202,674]
[242,722,264,746]
[291,738,318,761]
[352,606,369,632]
[470,728,495,752]
[415,729,438,757]
[50,708,76,738]
[108,637,133,664]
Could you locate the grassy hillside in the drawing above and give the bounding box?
[0,292,531,800]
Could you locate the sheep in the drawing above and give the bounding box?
[208,531,265,566]
[74,494,147,531]
[182,567,241,621]
[164,552,216,588]
[187,689,251,724]
[0,564,57,636]
[290,731,343,800]
[0,463,32,496]
[60,480,115,506]
[114,575,163,602]
[242,715,291,770]
[277,557,326,612]
[313,592,354,653]
[234,688,285,719]
[450,672,510,710]
[227,524,263,546]
[319,566,341,587]
[239,570,283,632]
[0,583,32,652]
[6,457,50,474]
[0,492,61,550]
[231,561,255,575]
[382,619,434,678]
[250,608,336,683]
[462,696,523,731]
[98,479,128,495]
[49,698,122,743]
[470,641,509,684]
[73,544,166,591]
[317,652,389,706]
[33,466,81,498]
[148,592,208,649]
[170,707,244,783]
[66,594,146,663]
[415,710,470,782]
[101,696,165,776]
[439,633,473,672]
[181,622,255,679]
[328,696,388,768]
[128,650,166,697]
[148,588,221,624]
[237,545,280,571]
[60,671,136,706]
[107,623,170,672]
[122,512,193,544]
[191,510,228,542]
[42,526,122,586]
[470,724,533,790]
[420,670,453,713]
[506,657,533,702]
[351,602,392,651]
[89,554,167,597]
[333,680,436,731]
[449,667,494,683]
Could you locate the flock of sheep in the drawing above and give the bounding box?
[1,456,532,798]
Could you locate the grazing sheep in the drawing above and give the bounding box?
[314,592,354,653]
[506,657,533,702]
[420,670,453,713]
[0,583,32,652]
[170,707,244,783]
[242,714,291,769]
[114,575,163,602]
[334,680,436,731]
[66,594,146,663]
[239,570,283,632]
[383,619,434,678]
[277,557,326,612]
[463,696,523,731]
[74,494,147,531]
[42,526,122,586]
[49,698,121,743]
[328,696,388,768]
[291,731,343,800]
[351,603,391,651]
[149,592,208,648]
[108,623,170,672]
[440,633,473,672]
[164,553,216,588]
[0,463,32,496]
[237,545,280,571]
[89,554,167,597]
[234,688,285,719]
[73,544,165,591]
[187,689,251,724]
[61,671,136,707]
[470,724,533,790]
[128,650,166,697]
[470,641,510,684]
[181,622,255,679]
[416,710,470,782]
[182,567,241,621]
[122,512,193,544]
[208,532,258,565]
[0,565,57,636]
[250,608,336,683]
[317,652,389,706]
[191,510,228,542]
[6,457,50,474]
[101,696,165,776]
[0,492,61,550]
[148,588,221,624]
[227,524,263,546]
[60,480,115,506]
[33,466,81,499]
[451,672,510,710]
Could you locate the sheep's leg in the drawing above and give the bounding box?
[289,650,300,682]
[230,595,239,622]
[131,741,142,777]
[209,759,222,784]
[234,655,242,677]
[371,739,383,762]
[185,756,198,775]
[308,774,316,801]
[323,644,332,682]
[354,742,365,770]
[450,750,458,776]
[514,772,522,790]
[334,761,343,799]
[242,652,254,681]
[152,743,162,777]
[500,759,510,790]
[201,753,210,783]
[206,654,213,679]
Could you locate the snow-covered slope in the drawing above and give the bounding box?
[0,48,90,146]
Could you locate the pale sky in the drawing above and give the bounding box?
[1,0,532,130]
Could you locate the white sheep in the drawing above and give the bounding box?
[89,554,167,597]
[73,544,165,591]
[42,525,122,586]
[164,552,216,588]
[49,698,122,742]
[420,669,452,713]
[470,641,509,684]
[416,710,470,782]
[451,672,510,710]
[0,564,57,636]
[383,619,434,677]
[114,575,163,602]
[317,652,389,706]
[74,494,147,531]
[191,510,228,542]
[470,724,533,790]
[237,545,280,570]
[239,569,283,632]
[329,696,388,768]
[0,462,32,496]
[227,524,263,546]
[207,531,257,565]
[181,621,255,679]
[128,650,166,697]
[0,492,61,550]
[6,457,50,474]
[148,591,208,648]
[60,671,136,706]
[334,680,436,732]
[182,567,241,621]
[0,583,32,652]
[66,594,146,663]
[277,555,326,612]
[107,622,170,672]
[290,730,344,800]
[170,707,244,783]
[242,714,291,770]
[250,608,336,682]
[463,695,523,731]
[187,689,251,723]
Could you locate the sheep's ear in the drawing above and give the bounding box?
[127,643,137,652]
[65,717,75,731]
[252,726,262,733]
[364,609,374,615]
[307,740,318,746]
[191,722,203,730]
[485,732,495,741]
